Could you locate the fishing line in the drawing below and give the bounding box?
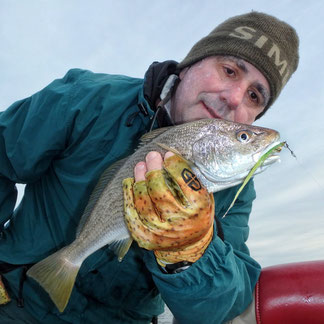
[284,142,297,158]
[285,143,324,193]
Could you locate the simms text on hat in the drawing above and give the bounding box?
[178,11,299,119]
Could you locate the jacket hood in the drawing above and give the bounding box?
[143,60,178,111]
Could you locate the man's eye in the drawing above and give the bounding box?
[248,90,259,103]
[224,67,235,76]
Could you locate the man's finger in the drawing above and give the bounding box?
[145,151,163,172]
[134,162,147,182]
[164,151,175,160]
[134,151,175,182]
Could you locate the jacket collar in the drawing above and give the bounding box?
[143,60,179,128]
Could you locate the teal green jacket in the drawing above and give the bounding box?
[0,69,261,324]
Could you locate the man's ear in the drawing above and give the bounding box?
[179,67,189,80]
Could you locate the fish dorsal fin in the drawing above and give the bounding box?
[156,142,182,156]
[109,237,133,262]
[76,157,128,237]
[156,142,194,167]
[138,126,172,148]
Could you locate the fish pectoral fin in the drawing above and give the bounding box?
[27,248,80,313]
[109,237,133,262]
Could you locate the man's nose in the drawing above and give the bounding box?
[220,86,245,110]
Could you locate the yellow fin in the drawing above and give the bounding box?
[109,237,133,262]
[27,248,80,312]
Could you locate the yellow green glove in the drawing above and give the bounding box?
[123,154,214,266]
[0,275,11,305]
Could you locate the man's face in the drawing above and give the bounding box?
[171,56,270,125]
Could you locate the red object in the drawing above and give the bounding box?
[255,260,324,324]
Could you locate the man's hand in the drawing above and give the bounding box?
[123,151,214,266]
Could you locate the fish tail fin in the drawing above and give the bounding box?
[27,248,80,312]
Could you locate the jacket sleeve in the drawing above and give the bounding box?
[143,180,261,324]
[0,70,81,227]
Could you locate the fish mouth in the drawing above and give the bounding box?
[252,140,282,171]
[217,140,283,183]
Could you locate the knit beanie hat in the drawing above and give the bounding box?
[177,11,299,119]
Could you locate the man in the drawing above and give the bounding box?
[0,12,298,324]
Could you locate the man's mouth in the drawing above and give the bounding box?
[201,101,222,119]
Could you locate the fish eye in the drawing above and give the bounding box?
[237,130,252,143]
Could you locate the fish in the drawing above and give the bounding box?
[27,118,282,312]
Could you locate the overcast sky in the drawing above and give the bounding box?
[1,0,323,268]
